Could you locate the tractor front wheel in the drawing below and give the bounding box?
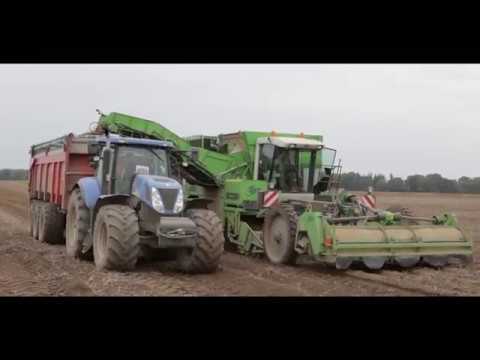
[263,204,298,265]
[93,205,140,271]
[176,209,224,274]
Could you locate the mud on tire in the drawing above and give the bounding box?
[31,201,40,240]
[38,203,65,244]
[176,209,224,274]
[263,203,299,265]
[66,189,90,258]
[93,205,140,271]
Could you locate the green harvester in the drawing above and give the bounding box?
[97,112,473,270]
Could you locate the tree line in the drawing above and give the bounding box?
[340,172,480,194]
[0,169,28,180]
[1,168,479,194]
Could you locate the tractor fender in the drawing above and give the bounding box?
[80,194,132,254]
[77,177,101,209]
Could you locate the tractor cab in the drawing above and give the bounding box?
[254,136,338,200]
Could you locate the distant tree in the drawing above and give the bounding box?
[0,169,27,180]
[438,178,459,193]
[373,174,388,191]
[341,171,477,194]
[423,173,443,192]
[388,176,407,192]
[458,176,480,193]
[406,174,426,192]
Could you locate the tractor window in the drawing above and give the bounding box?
[258,144,275,182]
[114,146,168,194]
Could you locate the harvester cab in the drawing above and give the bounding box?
[254,135,338,199]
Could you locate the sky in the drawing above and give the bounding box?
[0,64,478,179]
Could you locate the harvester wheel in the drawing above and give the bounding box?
[66,189,91,259]
[176,209,224,274]
[39,203,65,244]
[263,204,298,265]
[93,205,140,271]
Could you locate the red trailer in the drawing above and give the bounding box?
[28,133,95,243]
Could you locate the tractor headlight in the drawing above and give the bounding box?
[173,188,184,214]
[151,187,165,213]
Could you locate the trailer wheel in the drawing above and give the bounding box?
[93,205,140,271]
[37,203,46,242]
[263,204,298,265]
[66,189,90,258]
[176,209,224,274]
[31,201,40,239]
[39,203,65,244]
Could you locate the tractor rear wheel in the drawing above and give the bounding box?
[66,189,91,259]
[263,204,298,265]
[176,209,224,273]
[93,205,140,271]
[38,203,65,244]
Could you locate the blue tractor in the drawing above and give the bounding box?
[64,134,224,273]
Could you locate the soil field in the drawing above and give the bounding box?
[0,181,479,296]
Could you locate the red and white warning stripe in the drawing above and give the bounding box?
[359,194,376,209]
[264,190,279,207]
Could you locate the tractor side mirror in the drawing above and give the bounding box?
[89,155,100,169]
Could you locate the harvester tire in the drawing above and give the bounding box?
[66,189,91,259]
[176,209,224,274]
[263,204,298,265]
[39,203,65,244]
[93,205,140,271]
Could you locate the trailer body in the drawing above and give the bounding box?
[29,134,94,210]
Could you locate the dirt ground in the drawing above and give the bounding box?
[0,181,479,296]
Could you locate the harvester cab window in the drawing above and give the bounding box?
[258,144,275,183]
[313,147,337,194]
[114,146,168,194]
[273,148,305,193]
